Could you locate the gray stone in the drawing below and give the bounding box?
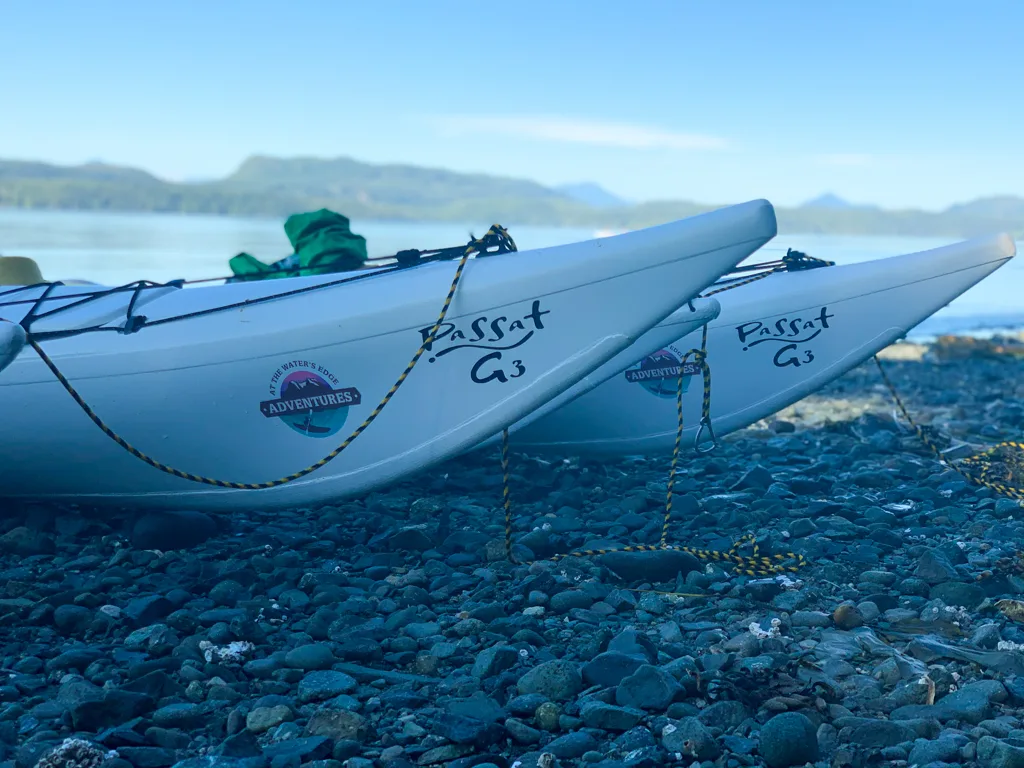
[857,601,881,623]
[297,671,357,703]
[899,577,931,597]
[974,623,1004,650]
[504,718,542,745]
[415,745,473,765]
[403,622,441,639]
[151,703,208,730]
[216,732,261,758]
[472,644,519,678]
[599,550,700,582]
[444,694,506,724]
[124,595,175,626]
[790,610,831,628]
[662,717,719,761]
[534,702,559,732]
[615,665,681,710]
[305,709,372,742]
[429,712,504,747]
[861,508,898,527]
[931,581,987,609]
[261,737,332,763]
[246,705,293,734]
[582,652,646,688]
[517,660,583,701]
[331,662,438,685]
[939,679,1007,724]
[125,624,178,655]
[544,731,599,759]
[758,712,819,768]
[389,525,435,551]
[53,604,93,634]
[733,465,774,490]
[696,700,747,729]
[978,735,1024,768]
[0,526,54,555]
[908,736,965,765]
[67,688,154,731]
[894,679,1009,726]
[916,549,958,585]
[549,590,593,613]
[607,629,658,662]
[788,518,817,538]
[508,694,548,716]
[284,644,336,671]
[772,590,810,612]
[579,701,644,731]
[845,718,915,747]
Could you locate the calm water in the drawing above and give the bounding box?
[0,208,1021,339]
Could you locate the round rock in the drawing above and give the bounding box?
[517,660,582,701]
[759,712,820,768]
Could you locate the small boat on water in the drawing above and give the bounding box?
[0,199,778,510]
[510,233,1017,456]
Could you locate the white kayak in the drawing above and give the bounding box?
[0,199,778,510]
[512,233,1017,456]
[472,297,721,452]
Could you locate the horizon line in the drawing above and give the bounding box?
[0,152,1020,215]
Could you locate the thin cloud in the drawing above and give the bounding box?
[429,115,728,151]
[815,153,873,167]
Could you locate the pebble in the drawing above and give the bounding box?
[978,735,1024,768]
[662,717,719,760]
[517,660,583,701]
[614,665,681,710]
[246,705,293,734]
[758,712,820,767]
[832,601,865,629]
[3,355,1024,767]
[578,701,644,731]
[297,671,357,703]
[545,731,598,759]
[581,652,646,688]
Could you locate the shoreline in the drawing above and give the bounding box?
[2,343,1024,767]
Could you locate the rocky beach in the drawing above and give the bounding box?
[4,342,1024,768]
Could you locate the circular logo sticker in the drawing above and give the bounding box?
[260,361,361,438]
[624,348,697,399]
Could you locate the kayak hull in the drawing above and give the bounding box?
[512,234,1017,456]
[471,297,721,453]
[0,200,777,509]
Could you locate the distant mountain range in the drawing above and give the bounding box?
[800,193,878,211]
[556,182,629,208]
[1,155,1022,237]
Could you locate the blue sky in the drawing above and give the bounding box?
[2,1,1022,210]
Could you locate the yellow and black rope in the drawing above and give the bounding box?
[27,226,512,490]
[701,270,776,298]
[874,356,1024,501]
[700,248,835,299]
[501,426,515,561]
[957,443,1024,500]
[503,339,809,577]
